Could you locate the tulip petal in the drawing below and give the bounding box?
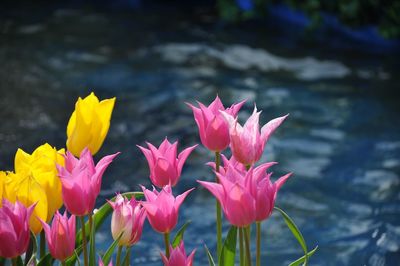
[260,114,289,143]
[197,180,224,205]
[275,172,292,191]
[177,145,197,175]
[175,188,195,210]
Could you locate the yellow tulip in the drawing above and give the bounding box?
[0,171,5,207]
[4,143,65,234]
[66,92,116,157]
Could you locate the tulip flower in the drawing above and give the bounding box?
[3,144,65,234]
[0,199,35,258]
[161,242,196,266]
[57,148,119,216]
[39,211,76,262]
[141,185,194,234]
[108,194,146,246]
[138,138,197,187]
[198,161,291,226]
[187,95,245,152]
[221,106,288,166]
[0,171,5,207]
[66,92,116,157]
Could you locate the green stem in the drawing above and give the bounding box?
[215,151,222,261]
[62,261,67,266]
[88,215,93,236]
[256,222,261,266]
[239,228,245,266]
[125,246,131,266]
[244,226,252,266]
[164,232,170,258]
[116,245,123,266]
[246,225,251,250]
[40,230,46,258]
[11,258,17,266]
[79,216,88,266]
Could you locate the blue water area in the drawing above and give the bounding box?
[0,3,399,265]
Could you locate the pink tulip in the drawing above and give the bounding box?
[141,185,194,233]
[161,242,196,266]
[39,211,76,261]
[198,161,291,226]
[57,148,119,216]
[0,199,35,258]
[138,138,197,187]
[221,106,288,166]
[108,194,146,246]
[187,95,245,152]
[246,165,292,221]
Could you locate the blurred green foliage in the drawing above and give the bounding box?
[217,0,400,39]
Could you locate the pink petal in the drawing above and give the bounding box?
[208,95,224,114]
[275,172,292,191]
[177,144,197,175]
[260,114,289,143]
[197,180,225,205]
[175,188,195,210]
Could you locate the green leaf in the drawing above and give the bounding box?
[204,244,216,266]
[172,220,191,248]
[218,226,237,266]
[101,232,123,265]
[274,207,309,265]
[289,246,318,266]
[76,192,143,245]
[15,256,23,266]
[25,232,38,265]
[37,254,54,266]
[75,250,82,266]
[89,218,96,266]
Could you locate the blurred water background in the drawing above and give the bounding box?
[1,1,399,265]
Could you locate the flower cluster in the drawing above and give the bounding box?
[0,92,296,266]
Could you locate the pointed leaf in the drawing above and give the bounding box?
[37,254,54,266]
[25,232,38,265]
[16,256,23,266]
[65,245,83,266]
[289,246,318,266]
[204,244,216,266]
[172,220,191,248]
[102,232,123,265]
[219,226,237,266]
[274,207,309,265]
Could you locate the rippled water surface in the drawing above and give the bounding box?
[1,4,399,265]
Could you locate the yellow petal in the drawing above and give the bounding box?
[15,148,32,173]
[67,98,93,156]
[5,172,48,234]
[0,171,5,207]
[98,97,115,137]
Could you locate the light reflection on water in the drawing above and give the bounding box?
[1,6,399,265]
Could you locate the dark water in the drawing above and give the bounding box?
[1,4,400,265]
